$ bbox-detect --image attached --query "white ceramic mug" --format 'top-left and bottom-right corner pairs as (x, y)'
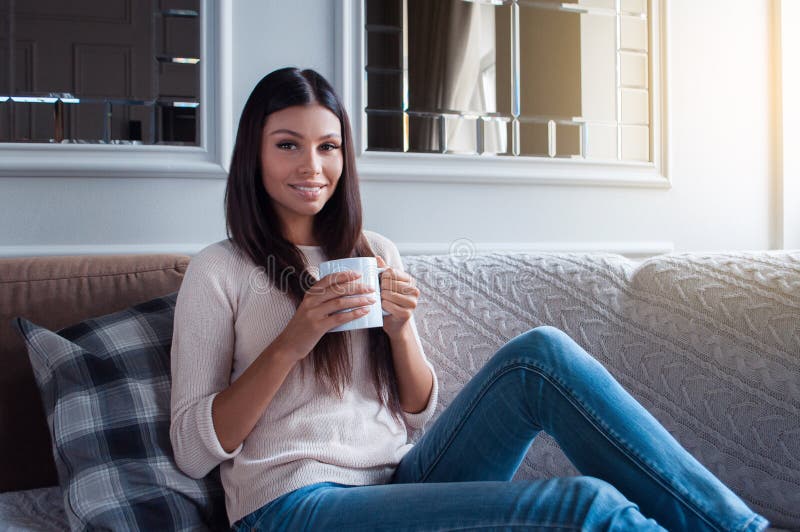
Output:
(317, 257), (391, 332)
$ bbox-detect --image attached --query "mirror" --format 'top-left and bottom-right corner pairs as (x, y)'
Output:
(0, 0), (200, 145)
(364, 0), (650, 162)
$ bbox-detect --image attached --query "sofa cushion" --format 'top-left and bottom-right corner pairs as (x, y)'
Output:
(403, 250), (800, 530)
(0, 486), (68, 530)
(12, 293), (227, 531)
(0, 253), (190, 492)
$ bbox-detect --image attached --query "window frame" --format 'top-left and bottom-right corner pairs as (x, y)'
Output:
(335, 0), (669, 188)
(0, 0), (232, 180)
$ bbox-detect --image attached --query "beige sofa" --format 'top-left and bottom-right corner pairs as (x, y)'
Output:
(1, 249), (797, 530)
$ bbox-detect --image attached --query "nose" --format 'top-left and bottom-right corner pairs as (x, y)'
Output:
(299, 149), (322, 176)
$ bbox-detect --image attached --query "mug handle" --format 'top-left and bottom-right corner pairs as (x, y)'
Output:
(377, 267), (391, 316)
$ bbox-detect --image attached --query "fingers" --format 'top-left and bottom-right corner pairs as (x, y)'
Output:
(324, 304), (371, 329)
(323, 270), (361, 288)
(310, 271), (363, 297)
(379, 264), (413, 284)
(376, 257), (419, 305)
(380, 298), (415, 318)
(382, 271), (413, 284)
(333, 293), (376, 311)
(381, 275), (418, 295)
(380, 287), (418, 310)
(376, 255), (415, 287)
(311, 262), (419, 317)
(310, 271), (376, 316)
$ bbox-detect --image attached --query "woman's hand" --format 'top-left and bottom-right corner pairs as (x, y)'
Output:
(376, 255), (420, 340)
(277, 271), (376, 362)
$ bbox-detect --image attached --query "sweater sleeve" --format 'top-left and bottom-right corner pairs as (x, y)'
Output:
(379, 237), (439, 433)
(169, 245), (243, 479)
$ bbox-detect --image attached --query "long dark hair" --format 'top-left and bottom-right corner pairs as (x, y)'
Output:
(224, 67), (401, 418)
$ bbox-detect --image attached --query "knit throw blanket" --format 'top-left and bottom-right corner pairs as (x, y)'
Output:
(403, 251), (800, 529)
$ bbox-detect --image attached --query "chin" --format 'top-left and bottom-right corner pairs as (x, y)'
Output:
(297, 200), (327, 214)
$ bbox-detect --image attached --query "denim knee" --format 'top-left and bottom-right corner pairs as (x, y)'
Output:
(570, 476), (655, 529)
(575, 475), (629, 509)
(522, 325), (572, 349)
(493, 325), (587, 368)
(485, 326), (610, 396)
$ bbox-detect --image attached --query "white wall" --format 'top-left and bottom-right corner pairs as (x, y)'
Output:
(780, 0), (800, 249)
(0, 0), (779, 257)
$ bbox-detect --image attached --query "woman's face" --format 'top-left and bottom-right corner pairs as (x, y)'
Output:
(260, 103), (344, 234)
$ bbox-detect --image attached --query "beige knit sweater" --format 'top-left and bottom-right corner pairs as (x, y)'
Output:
(169, 231), (439, 526)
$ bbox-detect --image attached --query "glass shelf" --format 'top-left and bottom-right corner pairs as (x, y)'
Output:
(161, 9), (199, 18)
(364, 24), (402, 33)
(0, 95), (199, 108)
(155, 55), (200, 64)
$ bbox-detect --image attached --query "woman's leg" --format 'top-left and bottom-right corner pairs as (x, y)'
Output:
(236, 478), (663, 531)
(392, 326), (768, 532)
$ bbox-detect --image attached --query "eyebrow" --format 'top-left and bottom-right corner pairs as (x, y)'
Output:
(267, 128), (341, 140)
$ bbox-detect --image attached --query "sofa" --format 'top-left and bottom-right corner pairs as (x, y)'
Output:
(0, 249), (797, 531)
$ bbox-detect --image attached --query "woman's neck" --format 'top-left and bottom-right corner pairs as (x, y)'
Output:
(283, 227), (318, 247)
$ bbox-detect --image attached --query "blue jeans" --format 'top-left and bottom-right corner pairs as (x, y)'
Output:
(232, 326), (769, 531)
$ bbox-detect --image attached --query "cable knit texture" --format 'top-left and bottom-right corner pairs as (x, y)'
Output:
(169, 230), (438, 526)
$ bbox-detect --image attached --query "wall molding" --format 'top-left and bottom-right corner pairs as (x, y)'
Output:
(0, 0), (232, 180)
(0, 241), (674, 259)
(397, 241), (673, 258)
(335, 0), (670, 188)
(0, 243), (209, 258)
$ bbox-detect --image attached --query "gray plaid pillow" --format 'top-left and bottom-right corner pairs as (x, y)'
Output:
(12, 293), (229, 531)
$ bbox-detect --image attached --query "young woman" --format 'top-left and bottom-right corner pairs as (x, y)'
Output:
(169, 67), (769, 531)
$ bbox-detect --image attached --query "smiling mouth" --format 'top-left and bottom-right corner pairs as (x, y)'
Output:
(290, 184), (326, 199)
